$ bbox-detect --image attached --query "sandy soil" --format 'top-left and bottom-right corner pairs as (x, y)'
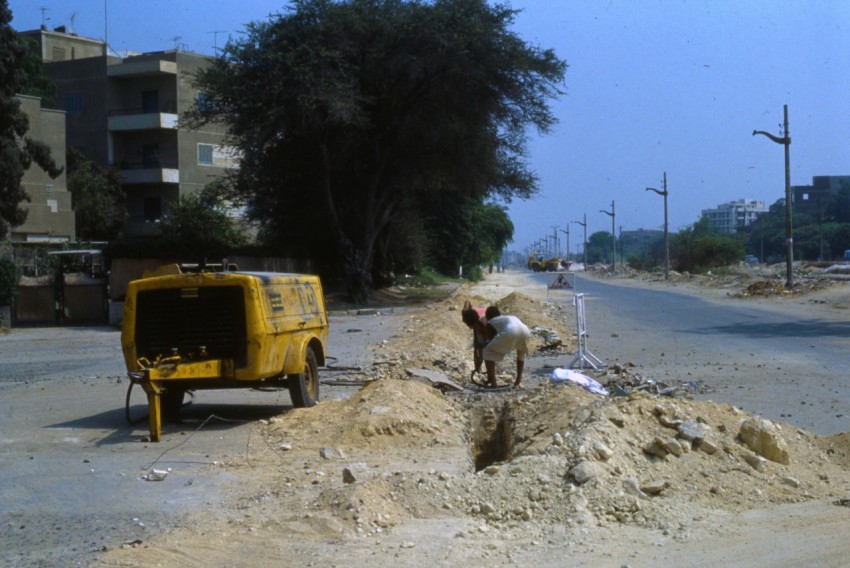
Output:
(91, 266), (850, 568)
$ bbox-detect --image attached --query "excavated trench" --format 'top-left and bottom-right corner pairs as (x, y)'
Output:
(470, 400), (516, 471)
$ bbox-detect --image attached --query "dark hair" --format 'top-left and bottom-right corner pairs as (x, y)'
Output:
(461, 308), (479, 328)
(485, 305), (501, 320)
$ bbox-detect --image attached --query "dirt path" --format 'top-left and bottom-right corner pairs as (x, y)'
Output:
(7, 269), (850, 567)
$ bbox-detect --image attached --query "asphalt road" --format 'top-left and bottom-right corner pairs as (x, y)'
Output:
(546, 273), (850, 436)
(0, 311), (399, 568)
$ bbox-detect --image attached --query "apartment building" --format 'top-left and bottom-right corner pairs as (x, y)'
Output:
(14, 94), (75, 243)
(701, 199), (767, 234)
(21, 27), (232, 237)
(791, 175), (850, 216)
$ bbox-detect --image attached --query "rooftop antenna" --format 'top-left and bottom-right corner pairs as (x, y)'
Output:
(171, 35), (183, 50)
(39, 6), (50, 29)
(104, 0), (108, 55)
(207, 30), (228, 53)
(69, 12), (77, 33)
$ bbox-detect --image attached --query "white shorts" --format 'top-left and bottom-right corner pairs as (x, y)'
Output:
(483, 320), (530, 362)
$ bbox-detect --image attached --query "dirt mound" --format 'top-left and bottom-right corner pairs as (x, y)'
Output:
(265, 378), (464, 451)
(370, 292), (576, 386)
(739, 279), (789, 297)
(247, 376), (850, 539)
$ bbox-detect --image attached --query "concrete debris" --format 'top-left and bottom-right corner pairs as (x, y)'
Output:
(143, 468), (168, 481)
(570, 461), (598, 485)
(739, 418), (790, 464)
(342, 462), (369, 484)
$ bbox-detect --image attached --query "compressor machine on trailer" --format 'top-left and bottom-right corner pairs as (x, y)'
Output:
(121, 270), (329, 441)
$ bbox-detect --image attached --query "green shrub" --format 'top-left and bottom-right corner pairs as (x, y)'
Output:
(0, 256), (20, 306)
(398, 266), (447, 287)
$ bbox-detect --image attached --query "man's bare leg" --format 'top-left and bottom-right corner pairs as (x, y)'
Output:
(485, 360), (497, 387)
(515, 359), (524, 387)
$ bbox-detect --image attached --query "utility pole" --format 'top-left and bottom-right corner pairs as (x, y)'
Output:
(619, 225), (623, 264)
(753, 105), (793, 288)
(572, 214), (587, 269)
(646, 172), (670, 279)
(600, 201), (615, 272)
(551, 226), (560, 259)
(560, 226), (570, 261)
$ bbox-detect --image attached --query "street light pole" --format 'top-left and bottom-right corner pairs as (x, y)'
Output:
(646, 171), (670, 279)
(753, 104), (793, 288)
(559, 227), (569, 261)
(572, 214), (587, 269)
(600, 201), (615, 272)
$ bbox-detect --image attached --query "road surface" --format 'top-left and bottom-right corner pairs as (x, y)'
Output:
(545, 273), (850, 435)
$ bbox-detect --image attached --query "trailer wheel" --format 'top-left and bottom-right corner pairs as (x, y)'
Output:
(161, 388), (185, 422)
(289, 346), (319, 408)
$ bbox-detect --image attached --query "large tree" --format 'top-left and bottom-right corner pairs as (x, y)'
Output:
(0, 1), (62, 239)
(188, 0), (566, 301)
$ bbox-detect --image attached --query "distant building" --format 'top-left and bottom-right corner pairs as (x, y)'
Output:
(791, 175), (850, 216)
(20, 27), (233, 237)
(619, 229), (663, 258)
(14, 94), (75, 243)
(21, 25), (107, 61)
(701, 199), (767, 234)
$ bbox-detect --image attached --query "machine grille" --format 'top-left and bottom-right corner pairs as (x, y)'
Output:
(135, 286), (248, 367)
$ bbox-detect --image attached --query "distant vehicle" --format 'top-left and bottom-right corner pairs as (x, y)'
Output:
(527, 254), (545, 272)
(744, 255), (759, 264)
(527, 254), (571, 272)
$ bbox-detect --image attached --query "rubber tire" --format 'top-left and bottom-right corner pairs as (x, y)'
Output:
(289, 346), (319, 408)
(161, 388), (185, 423)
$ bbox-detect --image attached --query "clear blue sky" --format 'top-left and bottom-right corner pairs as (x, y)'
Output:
(11, 1), (850, 254)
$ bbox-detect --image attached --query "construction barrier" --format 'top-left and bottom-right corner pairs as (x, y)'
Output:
(545, 271), (576, 304)
(568, 293), (605, 370)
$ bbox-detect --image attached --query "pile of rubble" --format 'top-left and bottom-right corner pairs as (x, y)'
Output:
(249, 289), (850, 541)
(256, 376), (850, 541)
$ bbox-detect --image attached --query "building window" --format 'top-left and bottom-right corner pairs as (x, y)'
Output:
(144, 197), (162, 223)
(142, 144), (161, 167)
(142, 90), (159, 113)
(66, 93), (83, 115)
(51, 46), (66, 61)
(196, 92), (209, 113)
(198, 144), (213, 166)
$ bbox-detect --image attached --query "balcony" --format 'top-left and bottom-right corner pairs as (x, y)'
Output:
(115, 160), (179, 185)
(108, 101), (178, 132)
(109, 113), (177, 132)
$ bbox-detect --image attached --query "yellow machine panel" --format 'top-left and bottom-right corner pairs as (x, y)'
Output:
(121, 271), (329, 441)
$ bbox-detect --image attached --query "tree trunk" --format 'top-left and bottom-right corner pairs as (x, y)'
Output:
(339, 240), (373, 304)
(371, 230), (395, 288)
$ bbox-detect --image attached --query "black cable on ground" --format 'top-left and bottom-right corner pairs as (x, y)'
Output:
(142, 413), (250, 471)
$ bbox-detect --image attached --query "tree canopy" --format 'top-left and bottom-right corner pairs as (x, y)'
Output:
(67, 147), (127, 241)
(671, 218), (743, 272)
(188, 0), (566, 301)
(157, 190), (248, 259)
(0, 1), (62, 239)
